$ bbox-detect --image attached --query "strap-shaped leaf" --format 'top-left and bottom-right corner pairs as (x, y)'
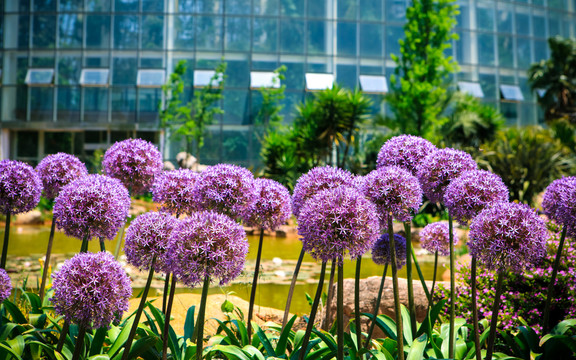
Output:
(406, 333), (427, 360)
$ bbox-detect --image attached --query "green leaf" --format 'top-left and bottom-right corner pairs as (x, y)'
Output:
(275, 315), (297, 357)
(125, 336), (159, 360)
(183, 305), (196, 352)
(3, 301), (28, 324)
(310, 329), (337, 352)
(211, 345), (251, 360)
(213, 319), (241, 347)
(0, 343), (23, 360)
(221, 300), (235, 313)
(401, 305), (413, 345)
(243, 345), (266, 360)
(551, 319), (576, 335)
(87, 356), (111, 360)
(406, 333), (427, 360)
(89, 327), (108, 356)
(24, 292), (43, 314)
(254, 323), (275, 356)
(107, 317), (134, 358)
(6, 335), (25, 356)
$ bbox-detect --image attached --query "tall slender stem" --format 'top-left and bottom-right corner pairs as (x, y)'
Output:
(247, 230), (265, 340)
(56, 320), (69, 353)
(365, 264), (387, 348)
(337, 262), (344, 360)
(542, 226), (568, 332)
(298, 261), (327, 360)
(1, 213), (11, 269)
(428, 251), (438, 311)
(99, 237), (106, 252)
(404, 222), (416, 335)
(354, 257), (362, 355)
(40, 219), (57, 302)
(71, 325), (87, 360)
(282, 247), (305, 329)
(80, 233), (90, 253)
(322, 260), (336, 330)
(193, 276), (211, 360)
(410, 245), (430, 301)
(162, 275), (178, 360)
(486, 267), (505, 360)
(471, 256), (481, 360)
(448, 213), (455, 359)
(113, 222), (126, 260)
(162, 273), (171, 315)
(388, 216), (404, 360)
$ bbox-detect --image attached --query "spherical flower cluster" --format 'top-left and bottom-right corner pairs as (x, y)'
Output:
(542, 176), (576, 238)
(297, 187), (380, 264)
(416, 148), (477, 203)
(292, 166), (355, 217)
(376, 135), (437, 176)
(468, 202), (548, 271)
(192, 164), (256, 220)
(444, 170), (509, 225)
(419, 222), (458, 256)
(54, 175), (130, 241)
(243, 178), (292, 231)
(0, 269), (12, 302)
(371, 233), (407, 269)
(102, 138), (163, 195)
(167, 211), (249, 287)
(361, 166), (422, 225)
(0, 160), (42, 215)
(124, 211), (179, 274)
(51, 252), (132, 329)
(36, 153), (88, 199)
(152, 169), (198, 216)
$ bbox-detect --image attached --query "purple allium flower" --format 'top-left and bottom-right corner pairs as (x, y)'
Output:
(102, 138), (163, 195)
(0, 269), (12, 302)
(0, 160), (42, 215)
(371, 233), (407, 269)
(243, 178), (292, 231)
(361, 166), (422, 225)
(419, 222), (458, 256)
(376, 135), (438, 176)
(124, 211), (179, 274)
(192, 164), (256, 220)
(416, 148), (477, 203)
(53, 175), (130, 241)
(292, 166), (355, 217)
(297, 187), (380, 264)
(152, 169), (198, 216)
(468, 202), (548, 271)
(542, 176), (576, 238)
(444, 170), (509, 225)
(36, 153), (88, 199)
(167, 211), (249, 287)
(51, 252), (132, 329)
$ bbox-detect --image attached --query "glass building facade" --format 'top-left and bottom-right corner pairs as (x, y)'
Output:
(1, 0), (575, 166)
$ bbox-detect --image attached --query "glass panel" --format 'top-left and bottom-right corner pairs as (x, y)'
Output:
(30, 87), (53, 121)
(515, 10), (530, 36)
(360, 75), (388, 93)
(532, 13), (546, 38)
(280, 0), (304, 17)
(142, 15), (164, 49)
(253, 18), (278, 53)
(308, 1), (326, 17)
(114, 15), (139, 49)
(251, 61), (279, 71)
(17, 132), (38, 159)
(386, 26), (403, 59)
(497, 8), (513, 33)
(177, 0), (194, 12)
(549, 14), (561, 36)
(60, 0), (83, 10)
(360, 0), (382, 20)
(280, 19), (305, 54)
(45, 132), (74, 154)
(193, 0), (223, 13)
(226, 0), (250, 14)
(222, 129), (249, 163)
(456, 4), (470, 29)
(58, 57), (82, 85)
(250, 72), (280, 88)
(85, 55), (110, 68)
(336, 65), (357, 89)
(337, 22), (357, 56)
(80, 69), (109, 86)
(386, 0), (408, 22)
(142, 0), (164, 12)
(476, 3), (494, 32)
(223, 90), (248, 124)
(140, 57), (163, 68)
(458, 81), (484, 97)
(175, 15), (195, 49)
(455, 31), (473, 65)
(194, 70), (219, 86)
(32, 57), (55, 67)
(139, 88), (161, 122)
(360, 23), (382, 57)
(195, 16), (223, 50)
(86, 15), (111, 48)
(338, 0), (357, 19)
(226, 60), (250, 88)
(115, 0), (138, 11)
(113, 58), (137, 85)
(25, 69), (54, 85)
(33, 15), (56, 48)
(519, 77), (532, 102)
(479, 73), (497, 99)
(225, 17), (251, 51)
(84, 87), (109, 122)
(500, 84), (524, 101)
(308, 20), (327, 55)
(59, 14), (83, 49)
(16, 16), (30, 49)
(534, 39), (548, 61)
(57, 87), (81, 122)
(201, 128), (222, 165)
(111, 87), (136, 122)
(283, 63), (304, 89)
(34, 0), (56, 11)
(305, 73), (334, 90)
(254, 0), (279, 15)
(501, 102), (518, 125)
(478, 33), (495, 66)
(86, 0), (110, 11)
(16, 86), (28, 120)
(137, 70), (165, 86)
(516, 37), (532, 69)
(498, 35), (514, 68)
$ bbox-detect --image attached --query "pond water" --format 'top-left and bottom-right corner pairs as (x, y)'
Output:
(3, 225), (445, 314)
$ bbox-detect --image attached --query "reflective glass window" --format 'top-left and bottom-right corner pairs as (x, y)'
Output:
(226, 0), (250, 14)
(85, 56), (110, 68)
(226, 61), (250, 88)
(86, 15), (111, 48)
(15, 16), (30, 49)
(308, 20), (327, 55)
(142, 0), (164, 12)
(476, 3), (494, 32)
(57, 87), (81, 122)
(142, 15), (164, 49)
(458, 81), (484, 97)
(360, 23), (382, 57)
(178, 0), (195, 12)
(33, 15), (56, 48)
(34, 0), (56, 11)
(250, 72), (280, 88)
(478, 33), (495, 66)
(253, 18), (278, 53)
(86, 0), (110, 11)
(360, 75), (388, 93)
(111, 87), (136, 122)
(16, 58), (29, 85)
(308, 1), (326, 17)
(223, 90), (248, 124)
(194, 70), (218, 87)
(497, 8), (513, 34)
(222, 130), (249, 161)
(479, 73), (496, 99)
(45, 132), (74, 154)
(84, 88), (109, 122)
(254, 0), (279, 15)
(60, 0), (83, 10)
(338, 22), (357, 56)
(515, 10), (530, 36)
(16, 86), (28, 120)
(456, 31), (473, 65)
(16, 132), (38, 158)
(305, 73), (334, 90)
(114, 15), (139, 49)
(137, 70), (165, 87)
(80, 69), (109, 86)
(336, 65), (357, 89)
(251, 61), (279, 71)
(386, 26), (403, 59)
(500, 84), (524, 101)
(59, 14), (83, 49)
(532, 13), (546, 38)
(25, 69), (54, 85)
(533, 39), (548, 62)
(174, 15), (195, 49)
(280, 0), (304, 17)
(139, 88), (161, 122)
(498, 35), (514, 68)
(338, 0), (357, 19)
(225, 17), (251, 51)
(516, 37), (532, 69)
(283, 63), (304, 89)
(280, 19), (304, 54)
(140, 57), (164, 68)
(113, 58), (138, 85)
(115, 0), (138, 12)
(195, 16), (223, 51)
(193, 0), (223, 13)
(456, 4), (470, 29)
(360, 0), (382, 20)
(30, 88), (53, 122)
(386, 0), (408, 22)
(58, 57), (82, 85)
(549, 13), (562, 36)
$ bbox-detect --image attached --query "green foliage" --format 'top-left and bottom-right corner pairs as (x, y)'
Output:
(253, 66), (286, 132)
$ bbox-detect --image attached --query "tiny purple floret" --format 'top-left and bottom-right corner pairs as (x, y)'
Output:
(152, 169), (199, 216)
(36, 153), (88, 199)
(372, 233), (407, 269)
(0, 269), (12, 302)
(542, 176), (576, 238)
(0, 160), (42, 215)
(243, 178), (292, 231)
(376, 135), (437, 176)
(419, 222), (458, 256)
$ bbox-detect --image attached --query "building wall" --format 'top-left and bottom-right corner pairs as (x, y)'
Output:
(1, 0), (575, 166)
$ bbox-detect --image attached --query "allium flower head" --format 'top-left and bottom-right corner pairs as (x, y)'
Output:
(361, 166), (422, 225)
(0, 269), (12, 302)
(292, 166), (355, 217)
(152, 169), (198, 216)
(167, 211), (249, 287)
(444, 170), (509, 225)
(468, 202), (548, 271)
(542, 176), (576, 238)
(36, 153), (88, 199)
(297, 186), (380, 264)
(192, 164), (256, 220)
(54, 175), (130, 241)
(124, 211), (179, 274)
(376, 135), (437, 176)
(51, 252), (132, 329)
(417, 148), (477, 203)
(419, 222), (458, 256)
(372, 233), (407, 269)
(243, 178), (292, 231)
(102, 138), (163, 195)
(0, 160), (42, 215)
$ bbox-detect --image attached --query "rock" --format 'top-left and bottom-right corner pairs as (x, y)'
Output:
(14, 210), (43, 225)
(176, 152), (197, 169)
(275, 225), (297, 238)
(129, 204), (148, 217)
(163, 161), (176, 171)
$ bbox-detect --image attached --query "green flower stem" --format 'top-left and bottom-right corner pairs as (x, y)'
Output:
(388, 215), (404, 360)
(247, 230), (265, 340)
(410, 246), (431, 301)
(337, 262), (344, 360)
(193, 275), (211, 360)
(40, 219), (57, 302)
(428, 251), (438, 310)
(486, 267), (505, 360)
(448, 213), (455, 359)
(542, 226), (568, 332)
(471, 256), (481, 360)
(80, 233), (90, 253)
(299, 261), (327, 360)
(56, 320), (70, 353)
(113, 222), (126, 260)
(354, 257), (362, 355)
(322, 260), (336, 330)
(1, 213), (11, 269)
(162, 274), (171, 315)
(162, 275), (178, 360)
(71, 325), (87, 360)
(404, 222), (417, 335)
(365, 264), (387, 348)
(122, 256), (156, 360)
(99, 237), (106, 252)
(282, 247), (305, 329)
